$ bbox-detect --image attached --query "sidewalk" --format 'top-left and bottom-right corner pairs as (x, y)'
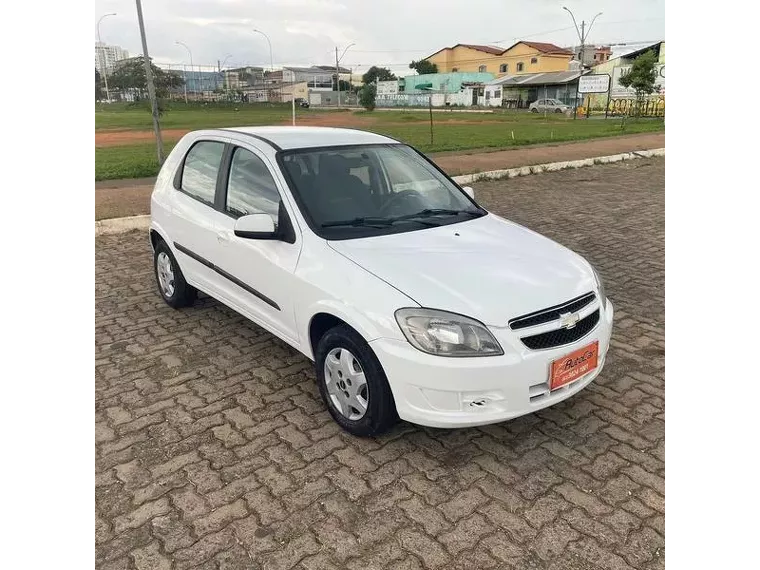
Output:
(95, 132), (664, 220)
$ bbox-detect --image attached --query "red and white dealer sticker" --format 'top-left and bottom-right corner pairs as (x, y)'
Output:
(550, 341), (599, 391)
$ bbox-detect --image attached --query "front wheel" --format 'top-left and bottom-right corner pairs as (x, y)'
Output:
(315, 324), (398, 437)
(555, 108), (564, 113)
(530, 107), (538, 113)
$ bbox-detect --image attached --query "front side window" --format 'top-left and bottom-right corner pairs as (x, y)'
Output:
(226, 147), (281, 224)
(280, 144), (485, 240)
(181, 141), (225, 205)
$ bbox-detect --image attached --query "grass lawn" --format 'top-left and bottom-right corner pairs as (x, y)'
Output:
(95, 102), (664, 181)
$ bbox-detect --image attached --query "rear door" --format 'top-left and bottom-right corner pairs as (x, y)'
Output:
(167, 136), (231, 296)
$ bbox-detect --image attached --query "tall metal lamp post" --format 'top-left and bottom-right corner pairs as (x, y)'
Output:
(562, 6), (602, 118)
(176, 41), (196, 101)
(335, 43), (355, 107)
(96, 12), (117, 102)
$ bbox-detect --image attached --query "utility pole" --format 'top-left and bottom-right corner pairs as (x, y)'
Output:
(335, 47), (340, 107)
(135, 0), (164, 164)
(563, 6), (602, 119)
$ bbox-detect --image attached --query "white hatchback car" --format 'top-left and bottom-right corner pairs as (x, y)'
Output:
(150, 126), (613, 436)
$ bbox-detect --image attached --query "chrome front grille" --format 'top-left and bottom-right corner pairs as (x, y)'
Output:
(509, 292), (595, 331)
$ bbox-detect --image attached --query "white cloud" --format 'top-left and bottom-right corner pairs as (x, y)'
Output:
(95, 0), (664, 72)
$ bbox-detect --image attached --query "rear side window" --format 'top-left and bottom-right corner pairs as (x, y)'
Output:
(180, 141), (225, 205)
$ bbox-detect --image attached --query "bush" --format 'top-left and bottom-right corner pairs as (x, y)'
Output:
(359, 84), (377, 111)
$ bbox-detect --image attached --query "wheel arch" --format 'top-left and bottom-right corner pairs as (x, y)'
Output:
(305, 302), (393, 362)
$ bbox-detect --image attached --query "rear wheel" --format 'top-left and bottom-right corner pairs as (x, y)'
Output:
(154, 240), (197, 308)
(315, 324), (397, 437)
(530, 107), (538, 113)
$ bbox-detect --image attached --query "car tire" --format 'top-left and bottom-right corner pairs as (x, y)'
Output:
(555, 108), (563, 113)
(315, 324), (398, 437)
(153, 240), (197, 309)
(530, 107), (538, 113)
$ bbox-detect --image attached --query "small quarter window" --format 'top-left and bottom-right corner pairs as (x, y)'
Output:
(180, 141), (225, 206)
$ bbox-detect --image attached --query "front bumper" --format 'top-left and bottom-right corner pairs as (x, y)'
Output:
(370, 299), (614, 428)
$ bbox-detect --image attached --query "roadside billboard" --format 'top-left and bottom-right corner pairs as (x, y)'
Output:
(611, 64), (665, 98)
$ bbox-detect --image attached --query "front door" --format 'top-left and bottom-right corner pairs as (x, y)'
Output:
(211, 144), (302, 346)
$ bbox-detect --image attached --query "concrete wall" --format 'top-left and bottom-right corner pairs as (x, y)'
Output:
(401, 72), (494, 94)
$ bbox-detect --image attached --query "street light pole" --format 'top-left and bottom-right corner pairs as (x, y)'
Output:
(252, 29), (274, 102)
(134, 0), (164, 164)
(335, 43), (355, 107)
(96, 12), (116, 102)
(563, 7), (602, 118)
(176, 41), (195, 101)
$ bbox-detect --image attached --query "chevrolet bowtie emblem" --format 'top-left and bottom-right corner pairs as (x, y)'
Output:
(559, 312), (580, 329)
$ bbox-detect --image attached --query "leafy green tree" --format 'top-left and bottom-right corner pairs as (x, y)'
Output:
(361, 66), (396, 85)
(109, 56), (184, 98)
(359, 83), (377, 111)
(618, 50), (659, 116)
(95, 68), (103, 100)
(409, 60), (437, 75)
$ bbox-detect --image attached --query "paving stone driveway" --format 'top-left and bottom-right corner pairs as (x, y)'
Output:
(96, 158), (665, 570)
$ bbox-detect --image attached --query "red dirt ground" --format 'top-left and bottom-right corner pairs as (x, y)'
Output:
(95, 112), (504, 147)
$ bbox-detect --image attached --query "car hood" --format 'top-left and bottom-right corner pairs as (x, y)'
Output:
(328, 213), (597, 326)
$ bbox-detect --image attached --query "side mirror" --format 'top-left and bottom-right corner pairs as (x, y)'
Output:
(462, 186), (475, 200)
(234, 213), (277, 239)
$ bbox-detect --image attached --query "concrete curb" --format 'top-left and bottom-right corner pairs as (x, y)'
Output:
(95, 147), (664, 235)
(451, 147), (665, 185)
(95, 214), (151, 236)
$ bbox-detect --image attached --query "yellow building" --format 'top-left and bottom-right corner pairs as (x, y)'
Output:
(424, 41), (574, 76)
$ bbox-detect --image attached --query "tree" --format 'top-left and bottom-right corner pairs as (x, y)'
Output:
(618, 50), (659, 116)
(332, 78), (353, 92)
(359, 83), (377, 111)
(109, 56), (184, 98)
(409, 60), (437, 75)
(95, 68), (103, 101)
(361, 66), (396, 85)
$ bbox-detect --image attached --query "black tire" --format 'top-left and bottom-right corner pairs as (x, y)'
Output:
(555, 108), (563, 113)
(530, 107), (538, 113)
(153, 240), (197, 309)
(315, 324), (398, 437)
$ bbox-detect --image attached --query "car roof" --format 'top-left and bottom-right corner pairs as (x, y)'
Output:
(219, 126), (399, 151)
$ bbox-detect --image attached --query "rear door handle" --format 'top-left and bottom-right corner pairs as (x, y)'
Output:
(216, 231), (231, 244)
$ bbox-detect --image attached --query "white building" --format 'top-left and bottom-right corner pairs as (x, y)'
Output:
(95, 42), (129, 75)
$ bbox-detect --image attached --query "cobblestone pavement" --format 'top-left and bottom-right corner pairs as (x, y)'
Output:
(96, 158), (665, 570)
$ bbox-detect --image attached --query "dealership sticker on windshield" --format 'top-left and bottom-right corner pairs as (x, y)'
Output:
(550, 341), (599, 391)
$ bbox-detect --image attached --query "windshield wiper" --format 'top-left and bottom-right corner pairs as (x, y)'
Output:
(321, 217), (395, 228)
(390, 208), (481, 221)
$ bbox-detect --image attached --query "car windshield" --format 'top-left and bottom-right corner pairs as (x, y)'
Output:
(279, 144), (486, 239)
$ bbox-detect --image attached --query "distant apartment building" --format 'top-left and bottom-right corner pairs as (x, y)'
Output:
(424, 41), (574, 76)
(95, 42), (129, 74)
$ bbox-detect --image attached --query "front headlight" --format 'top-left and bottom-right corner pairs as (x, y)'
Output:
(395, 308), (504, 357)
(592, 266), (607, 308)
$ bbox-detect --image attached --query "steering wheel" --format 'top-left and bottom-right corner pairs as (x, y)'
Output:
(379, 190), (426, 216)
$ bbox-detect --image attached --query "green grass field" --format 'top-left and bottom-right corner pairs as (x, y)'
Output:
(95, 102), (664, 181)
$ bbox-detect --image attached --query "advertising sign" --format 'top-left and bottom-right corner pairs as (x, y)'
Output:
(578, 74), (610, 94)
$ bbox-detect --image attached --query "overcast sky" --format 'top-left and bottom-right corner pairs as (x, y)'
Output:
(94, 0), (664, 74)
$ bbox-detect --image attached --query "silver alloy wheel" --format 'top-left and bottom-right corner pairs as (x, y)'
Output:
(324, 347), (368, 421)
(156, 252), (176, 298)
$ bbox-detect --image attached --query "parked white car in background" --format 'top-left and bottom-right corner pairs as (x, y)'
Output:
(150, 126), (614, 436)
(529, 98), (572, 113)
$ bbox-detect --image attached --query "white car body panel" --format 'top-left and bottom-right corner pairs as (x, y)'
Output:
(150, 126), (614, 429)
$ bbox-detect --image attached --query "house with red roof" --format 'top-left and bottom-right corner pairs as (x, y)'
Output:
(423, 41), (574, 77)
